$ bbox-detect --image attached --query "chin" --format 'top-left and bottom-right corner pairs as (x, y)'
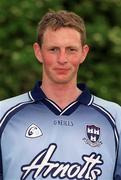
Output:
(52, 78), (73, 84)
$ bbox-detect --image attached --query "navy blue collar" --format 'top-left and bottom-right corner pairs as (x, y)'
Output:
(30, 81), (93, 106)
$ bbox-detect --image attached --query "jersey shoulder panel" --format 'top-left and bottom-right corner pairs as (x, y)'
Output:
(93, 95), (121, 132)
(93, 95), (121, 112)
(0, 92), (31, 119)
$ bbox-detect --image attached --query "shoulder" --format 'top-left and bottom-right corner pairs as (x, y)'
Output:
(0, 92), (31, 119)
(93, 95), (121, 132)
(93, 95), (121, 114)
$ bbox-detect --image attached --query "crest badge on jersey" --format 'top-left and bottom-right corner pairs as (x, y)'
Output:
(26, 124), (43, 138)
(83, 125), (102, 147)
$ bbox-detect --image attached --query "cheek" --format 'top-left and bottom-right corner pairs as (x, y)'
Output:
(42, 54), (54, 66)
(72, 61), (81, 67)
(70, 56), (81, 67)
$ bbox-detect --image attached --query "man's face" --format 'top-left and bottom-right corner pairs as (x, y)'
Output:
(35, 27), (89, 84)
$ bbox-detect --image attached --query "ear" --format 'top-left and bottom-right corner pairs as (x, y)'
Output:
(80, 44), (89, 64)
(33, 42), (43, 63)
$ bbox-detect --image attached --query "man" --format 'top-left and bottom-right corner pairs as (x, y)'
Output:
(0, 10), (121, 180)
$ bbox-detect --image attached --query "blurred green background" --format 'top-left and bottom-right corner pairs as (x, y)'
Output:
(0, 0), (121, 104)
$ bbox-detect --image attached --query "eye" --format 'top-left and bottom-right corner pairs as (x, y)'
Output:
(49, 47), (58, 52)
(70, 48), (76, 51)
(68, 47), (78, 53)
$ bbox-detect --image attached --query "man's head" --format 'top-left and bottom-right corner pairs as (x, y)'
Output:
(37, 10), (86, 47)
(33, 10), (89, 86)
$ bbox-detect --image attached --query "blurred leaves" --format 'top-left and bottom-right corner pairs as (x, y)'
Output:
(0, 0), (121, 104)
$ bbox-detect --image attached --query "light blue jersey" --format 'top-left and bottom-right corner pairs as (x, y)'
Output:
(0, 81), (121, 180)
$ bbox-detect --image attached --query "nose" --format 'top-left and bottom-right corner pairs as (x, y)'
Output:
(57, 49), (68, 64)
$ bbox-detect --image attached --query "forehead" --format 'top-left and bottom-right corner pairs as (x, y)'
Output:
(42, 27), (82, 46)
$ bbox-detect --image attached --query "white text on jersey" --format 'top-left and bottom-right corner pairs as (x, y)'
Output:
(21, 143), (103, 180)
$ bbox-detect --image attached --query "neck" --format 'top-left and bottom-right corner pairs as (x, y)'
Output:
(41, 81), (81, 109)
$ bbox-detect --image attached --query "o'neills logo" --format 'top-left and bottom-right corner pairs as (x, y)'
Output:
(21, 144), (103, 180)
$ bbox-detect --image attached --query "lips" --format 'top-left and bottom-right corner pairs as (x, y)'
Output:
(54, 68), (70, 74)
(54, 67), (70, 71)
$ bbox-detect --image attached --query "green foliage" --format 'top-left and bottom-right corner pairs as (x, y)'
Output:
(0, 0), (121, 104)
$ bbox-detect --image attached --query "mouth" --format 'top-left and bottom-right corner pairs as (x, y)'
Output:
(54, 67), (70, 71)
(54, 68), (70, 74)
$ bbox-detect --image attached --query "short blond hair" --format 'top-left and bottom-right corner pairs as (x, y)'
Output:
(37, 10), (86, 46)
